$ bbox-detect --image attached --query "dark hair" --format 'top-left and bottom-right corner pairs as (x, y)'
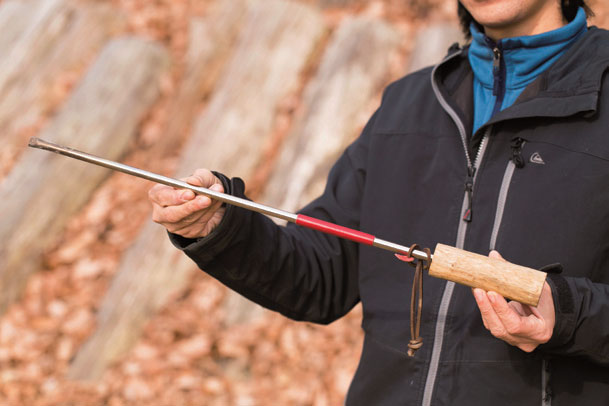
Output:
(458, 0), (594, 39)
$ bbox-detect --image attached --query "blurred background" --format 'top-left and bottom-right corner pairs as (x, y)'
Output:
(0, 0), (607, 405)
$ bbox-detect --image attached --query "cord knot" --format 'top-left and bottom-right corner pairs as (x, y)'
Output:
(407, 337), (423, 357)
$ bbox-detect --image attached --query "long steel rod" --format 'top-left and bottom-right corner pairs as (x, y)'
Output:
(28, 137), (431, 261)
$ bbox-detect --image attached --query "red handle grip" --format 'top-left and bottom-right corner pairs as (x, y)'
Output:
(295, 214), (375, 245)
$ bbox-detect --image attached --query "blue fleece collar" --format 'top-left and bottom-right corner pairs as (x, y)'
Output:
(469, 8), (587, 90)
(468, 8), (587, 135)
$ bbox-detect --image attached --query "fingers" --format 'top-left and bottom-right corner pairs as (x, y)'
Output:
(473, 251), (555, 352)
(474, 289), (547, 352)
(170, 194), (223, 229)
(159, 196), (211, 222)
(508, 301), (533, 317)
(148, 184), (196, 207)
(474, 289), (509, 338)
(488, 292), (528, 336)
(148, 169), (223, 207)
(148, 169), (226, 239)
(152, 184), (222, 222)
(196, 197), (224, 224)
(188, 168), (221, 189)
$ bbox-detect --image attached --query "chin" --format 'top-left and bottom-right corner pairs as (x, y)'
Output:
(479, 18), (521, 31)
(471, 9), (522, 30)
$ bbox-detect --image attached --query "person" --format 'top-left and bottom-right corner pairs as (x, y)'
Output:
(149, 0), (609, 404)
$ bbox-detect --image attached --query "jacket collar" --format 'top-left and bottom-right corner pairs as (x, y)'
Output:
(469, 7), (587, 92)
(434, 27), (609, 128)
(489, 27), (609, 124)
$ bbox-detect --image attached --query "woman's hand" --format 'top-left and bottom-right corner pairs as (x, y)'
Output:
(148, 168), (226, 239)
(473, 251), (556, 352)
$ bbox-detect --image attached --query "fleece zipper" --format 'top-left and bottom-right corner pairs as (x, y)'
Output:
(425, 52), (490, 406)
(489, 39), (506, 117)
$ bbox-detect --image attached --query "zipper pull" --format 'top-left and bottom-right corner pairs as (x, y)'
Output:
(492, 47), (502, 96)
(510, 137), (526, 168)
(463, 167), (475, 222)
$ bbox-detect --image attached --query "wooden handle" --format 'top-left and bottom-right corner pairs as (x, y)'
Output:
(429, 243), (546, 307)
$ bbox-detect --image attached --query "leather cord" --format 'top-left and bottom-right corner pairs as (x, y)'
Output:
(403, 244), (432, 357)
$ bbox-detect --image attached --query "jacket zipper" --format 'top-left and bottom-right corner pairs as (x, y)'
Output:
(462, 167), (475, 222)
(462, 134), (489, 223)
(542, 359), (552, 406)
(425, 52), (490, 406)
(465, 40), (505, 226)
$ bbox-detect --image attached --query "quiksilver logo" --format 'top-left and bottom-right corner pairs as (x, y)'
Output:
(530, 152), (545, 165)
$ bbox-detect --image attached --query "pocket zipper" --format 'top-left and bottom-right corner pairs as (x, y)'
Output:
(489, 138), (526, 251)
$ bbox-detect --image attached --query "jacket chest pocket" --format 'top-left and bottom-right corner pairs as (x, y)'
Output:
(487, 137), (609, 280)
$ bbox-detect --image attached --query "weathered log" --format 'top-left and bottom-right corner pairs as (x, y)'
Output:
(159, 2), (248, 149)
(219, 16), (400, 334)
(0, 37), (170, 314)
(68, 0), (326, 381)
(0, 0), (126, 177)
(316, 0), (364, 8)
(263, 16), (400, 211)
(407, 23), (463, 73)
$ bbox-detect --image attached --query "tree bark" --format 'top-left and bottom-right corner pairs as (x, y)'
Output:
(68, 0), (326, 381)
(407, 23), (463, 73)
(263, 17), (400, 212)
(159, 1), (248, 149)
(0, 37), (169, 314)
(316, 0), (364, 8)
(0, 0), (126, 178)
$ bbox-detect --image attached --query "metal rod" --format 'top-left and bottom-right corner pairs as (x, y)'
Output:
(28, 137), (431, 261)
(373, 238), (430, 260)
(28, 138), (297, 222)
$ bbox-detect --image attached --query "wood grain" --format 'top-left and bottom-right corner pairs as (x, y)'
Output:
(429, 243), (547, 307)
(0, 37), (169, 314)
(68, 0), (326, 381)
(0, 0), (126, 175)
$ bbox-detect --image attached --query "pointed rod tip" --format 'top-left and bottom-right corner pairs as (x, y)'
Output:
(28, 137), (41, 148)
(28, 137), (61, 152)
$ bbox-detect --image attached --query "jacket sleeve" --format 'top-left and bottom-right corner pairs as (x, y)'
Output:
(540, 274), (609, 365)
(169, 111), (376, 325)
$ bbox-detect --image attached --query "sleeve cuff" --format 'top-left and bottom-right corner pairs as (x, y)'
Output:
(541, 274), (577, 349)
(168, 172), (249, 264)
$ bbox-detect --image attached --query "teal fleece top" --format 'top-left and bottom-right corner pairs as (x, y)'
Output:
(469, 7), (588, 135)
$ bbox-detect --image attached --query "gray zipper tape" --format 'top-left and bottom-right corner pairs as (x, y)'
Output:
(489, 160), (516, 251)
(423, 52), (492, 405)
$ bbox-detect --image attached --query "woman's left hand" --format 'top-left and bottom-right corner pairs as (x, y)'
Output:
(473, 250), (556, 352)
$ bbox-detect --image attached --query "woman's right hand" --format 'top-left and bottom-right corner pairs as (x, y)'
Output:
(148, 168), (225, 239)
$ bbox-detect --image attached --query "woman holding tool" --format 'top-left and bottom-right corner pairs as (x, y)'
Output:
(150, 0), (609, 404)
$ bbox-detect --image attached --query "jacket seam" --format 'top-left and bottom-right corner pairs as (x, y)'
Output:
(366, 334), (410, 357)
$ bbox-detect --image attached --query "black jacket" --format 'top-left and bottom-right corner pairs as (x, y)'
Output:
(172, 27), (609, 405)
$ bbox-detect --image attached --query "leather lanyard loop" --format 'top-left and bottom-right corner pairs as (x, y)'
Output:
(403, 244), (432, 357)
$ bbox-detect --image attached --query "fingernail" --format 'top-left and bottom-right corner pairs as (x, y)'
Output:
(488, 293), (497, 304)
(210, 183), (223, 192)
(473, 289), (483, 301)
